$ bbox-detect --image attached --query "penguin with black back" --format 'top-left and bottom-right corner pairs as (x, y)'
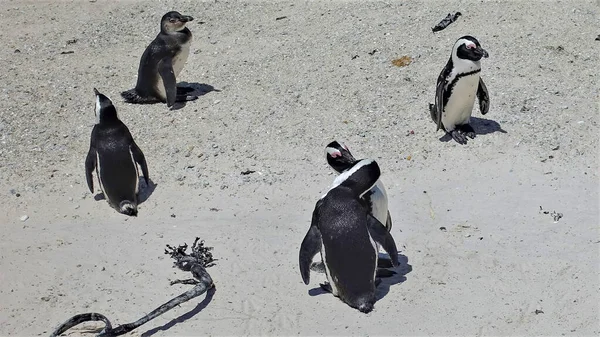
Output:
(121, 11), (197, 109)
(299, 159), (400, 313)
(85, 89), (149, 216)
(429, 35), (490, 144)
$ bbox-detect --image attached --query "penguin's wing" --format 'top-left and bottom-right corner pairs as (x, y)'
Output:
(299, 201), (324, 285)
(477, 77), (490, 115)
(130, 141), (150, 185)
(434, 72), (447, 131)
(85, 146), (96, 194)
(158, 57), (177, 107)
(366, 214), (399, 267)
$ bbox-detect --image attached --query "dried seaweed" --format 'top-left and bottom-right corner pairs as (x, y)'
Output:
(432, 12), (462, 32)
(49, 238), (215, 337)
(392, 56), (413, 67)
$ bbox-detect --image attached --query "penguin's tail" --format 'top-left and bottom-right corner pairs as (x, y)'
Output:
(119, 200), (138, 216)
(120, 89), (158, 104)
(428, 103), (437, 122)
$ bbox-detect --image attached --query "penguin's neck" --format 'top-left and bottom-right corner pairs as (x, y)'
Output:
(97, 107), (119, 124)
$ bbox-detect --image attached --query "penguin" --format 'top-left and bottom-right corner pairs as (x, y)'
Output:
(121, 11), (197, 109)
(85, 88), (150, 216)
(325, 141), (392, 232)
(299, 159), (400, 313)
(429, 35), (490, 145)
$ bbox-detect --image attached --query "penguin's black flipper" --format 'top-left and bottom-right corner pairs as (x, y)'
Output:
(158, 57), (177, 108)
(299, 202), (324, 285)
(367, 214), (399, 267)
(85, 147), (96, 194)
(477, 77), (490, 115)
(130, 142), (149, 185)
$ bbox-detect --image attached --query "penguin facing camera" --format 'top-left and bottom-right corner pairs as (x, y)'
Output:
(85, 88), (150, 216)
(299, 159), (400, 313)
(121, 11), (198, 110)
(429, 35), (490, 144)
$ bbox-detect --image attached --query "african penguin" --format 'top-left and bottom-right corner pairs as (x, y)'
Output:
(325, 141), (392, 232)
(121, 11), (198, 109)
(429, 35), (490, 144)
(85, 88), (150, 216)
(299, 159), (400, 313)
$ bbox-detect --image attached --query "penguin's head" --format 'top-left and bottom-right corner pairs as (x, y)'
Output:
(325, 141), (357, 173)
(161, 11), (194, 33)
(453, 35), (489, 62)
(93, 88), (118, 124)
(331, 159), (381, 197)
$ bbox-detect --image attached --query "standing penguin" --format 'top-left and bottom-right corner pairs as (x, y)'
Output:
(85, 89), (150, 216)
(325, 141), (392, 232)
(121, 11), (197, 109)
(299, 159), (400, 313)
(429, 35), (490, 144)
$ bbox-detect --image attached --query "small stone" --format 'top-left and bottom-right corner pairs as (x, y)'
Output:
(170, 214), (176, 218)
(20, 215), (29, 222)
(41, 296), (51, 302)
(464, 234), (471, 238)
(439, 226), (447, 231)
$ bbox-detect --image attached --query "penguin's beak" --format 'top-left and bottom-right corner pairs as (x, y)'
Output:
(180, 15), (194, 22)
(478, 47), (489, 58)
(93, 88), (100, 95)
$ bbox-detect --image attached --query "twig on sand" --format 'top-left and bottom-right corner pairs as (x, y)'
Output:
(432, 12), (462, 32)
(49, 238), (216, 337)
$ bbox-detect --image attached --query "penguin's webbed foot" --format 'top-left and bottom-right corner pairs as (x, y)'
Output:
(319, 282), (333, 293)
(450, 130), (468, 145)
(457, 124), (476, 139)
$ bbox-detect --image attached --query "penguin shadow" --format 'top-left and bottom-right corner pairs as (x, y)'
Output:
(375, 253), (412, 301)
(307, 253), (412, 298)
(91, 177), (156, 204)
(138, 177), (157, 204)
(439, 117), (507, 142)
(140, 286), (216, 337)
(170, 82), (221, 110)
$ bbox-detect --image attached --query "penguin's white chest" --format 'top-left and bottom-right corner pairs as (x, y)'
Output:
(442, 73), (480, 130)
(369, 181), (389, 227)
(155, 40), (191, 100)
(173, 40), (191, 77)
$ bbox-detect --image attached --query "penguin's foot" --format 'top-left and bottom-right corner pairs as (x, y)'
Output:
(457, 124), (476, 139)
(319, 282), (333, 293)
(376, 269), (396, 278)
(377, 258), (394, 269)
(450, 130), (468, 145)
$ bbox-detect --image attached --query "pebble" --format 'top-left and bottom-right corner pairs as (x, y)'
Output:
(20, 215), (29, 222)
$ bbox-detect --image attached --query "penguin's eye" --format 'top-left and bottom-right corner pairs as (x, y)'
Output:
(466, 44), (475, 49)
(169, 18), (177, 23)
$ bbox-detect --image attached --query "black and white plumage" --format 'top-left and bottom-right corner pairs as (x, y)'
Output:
(299, 159), (399, 313)
(325, 141), (392, 232)
(429, 35), (490, 144)
(121, 11), (197, 109)
(85, 89), (149, 216)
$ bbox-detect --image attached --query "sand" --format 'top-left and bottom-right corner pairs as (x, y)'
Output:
(0, 0), (598, 336)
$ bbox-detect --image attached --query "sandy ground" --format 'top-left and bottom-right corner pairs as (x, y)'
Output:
(0, 0), (598, 336)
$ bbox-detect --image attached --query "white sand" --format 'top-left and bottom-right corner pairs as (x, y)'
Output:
(0, 0), (598, 336)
